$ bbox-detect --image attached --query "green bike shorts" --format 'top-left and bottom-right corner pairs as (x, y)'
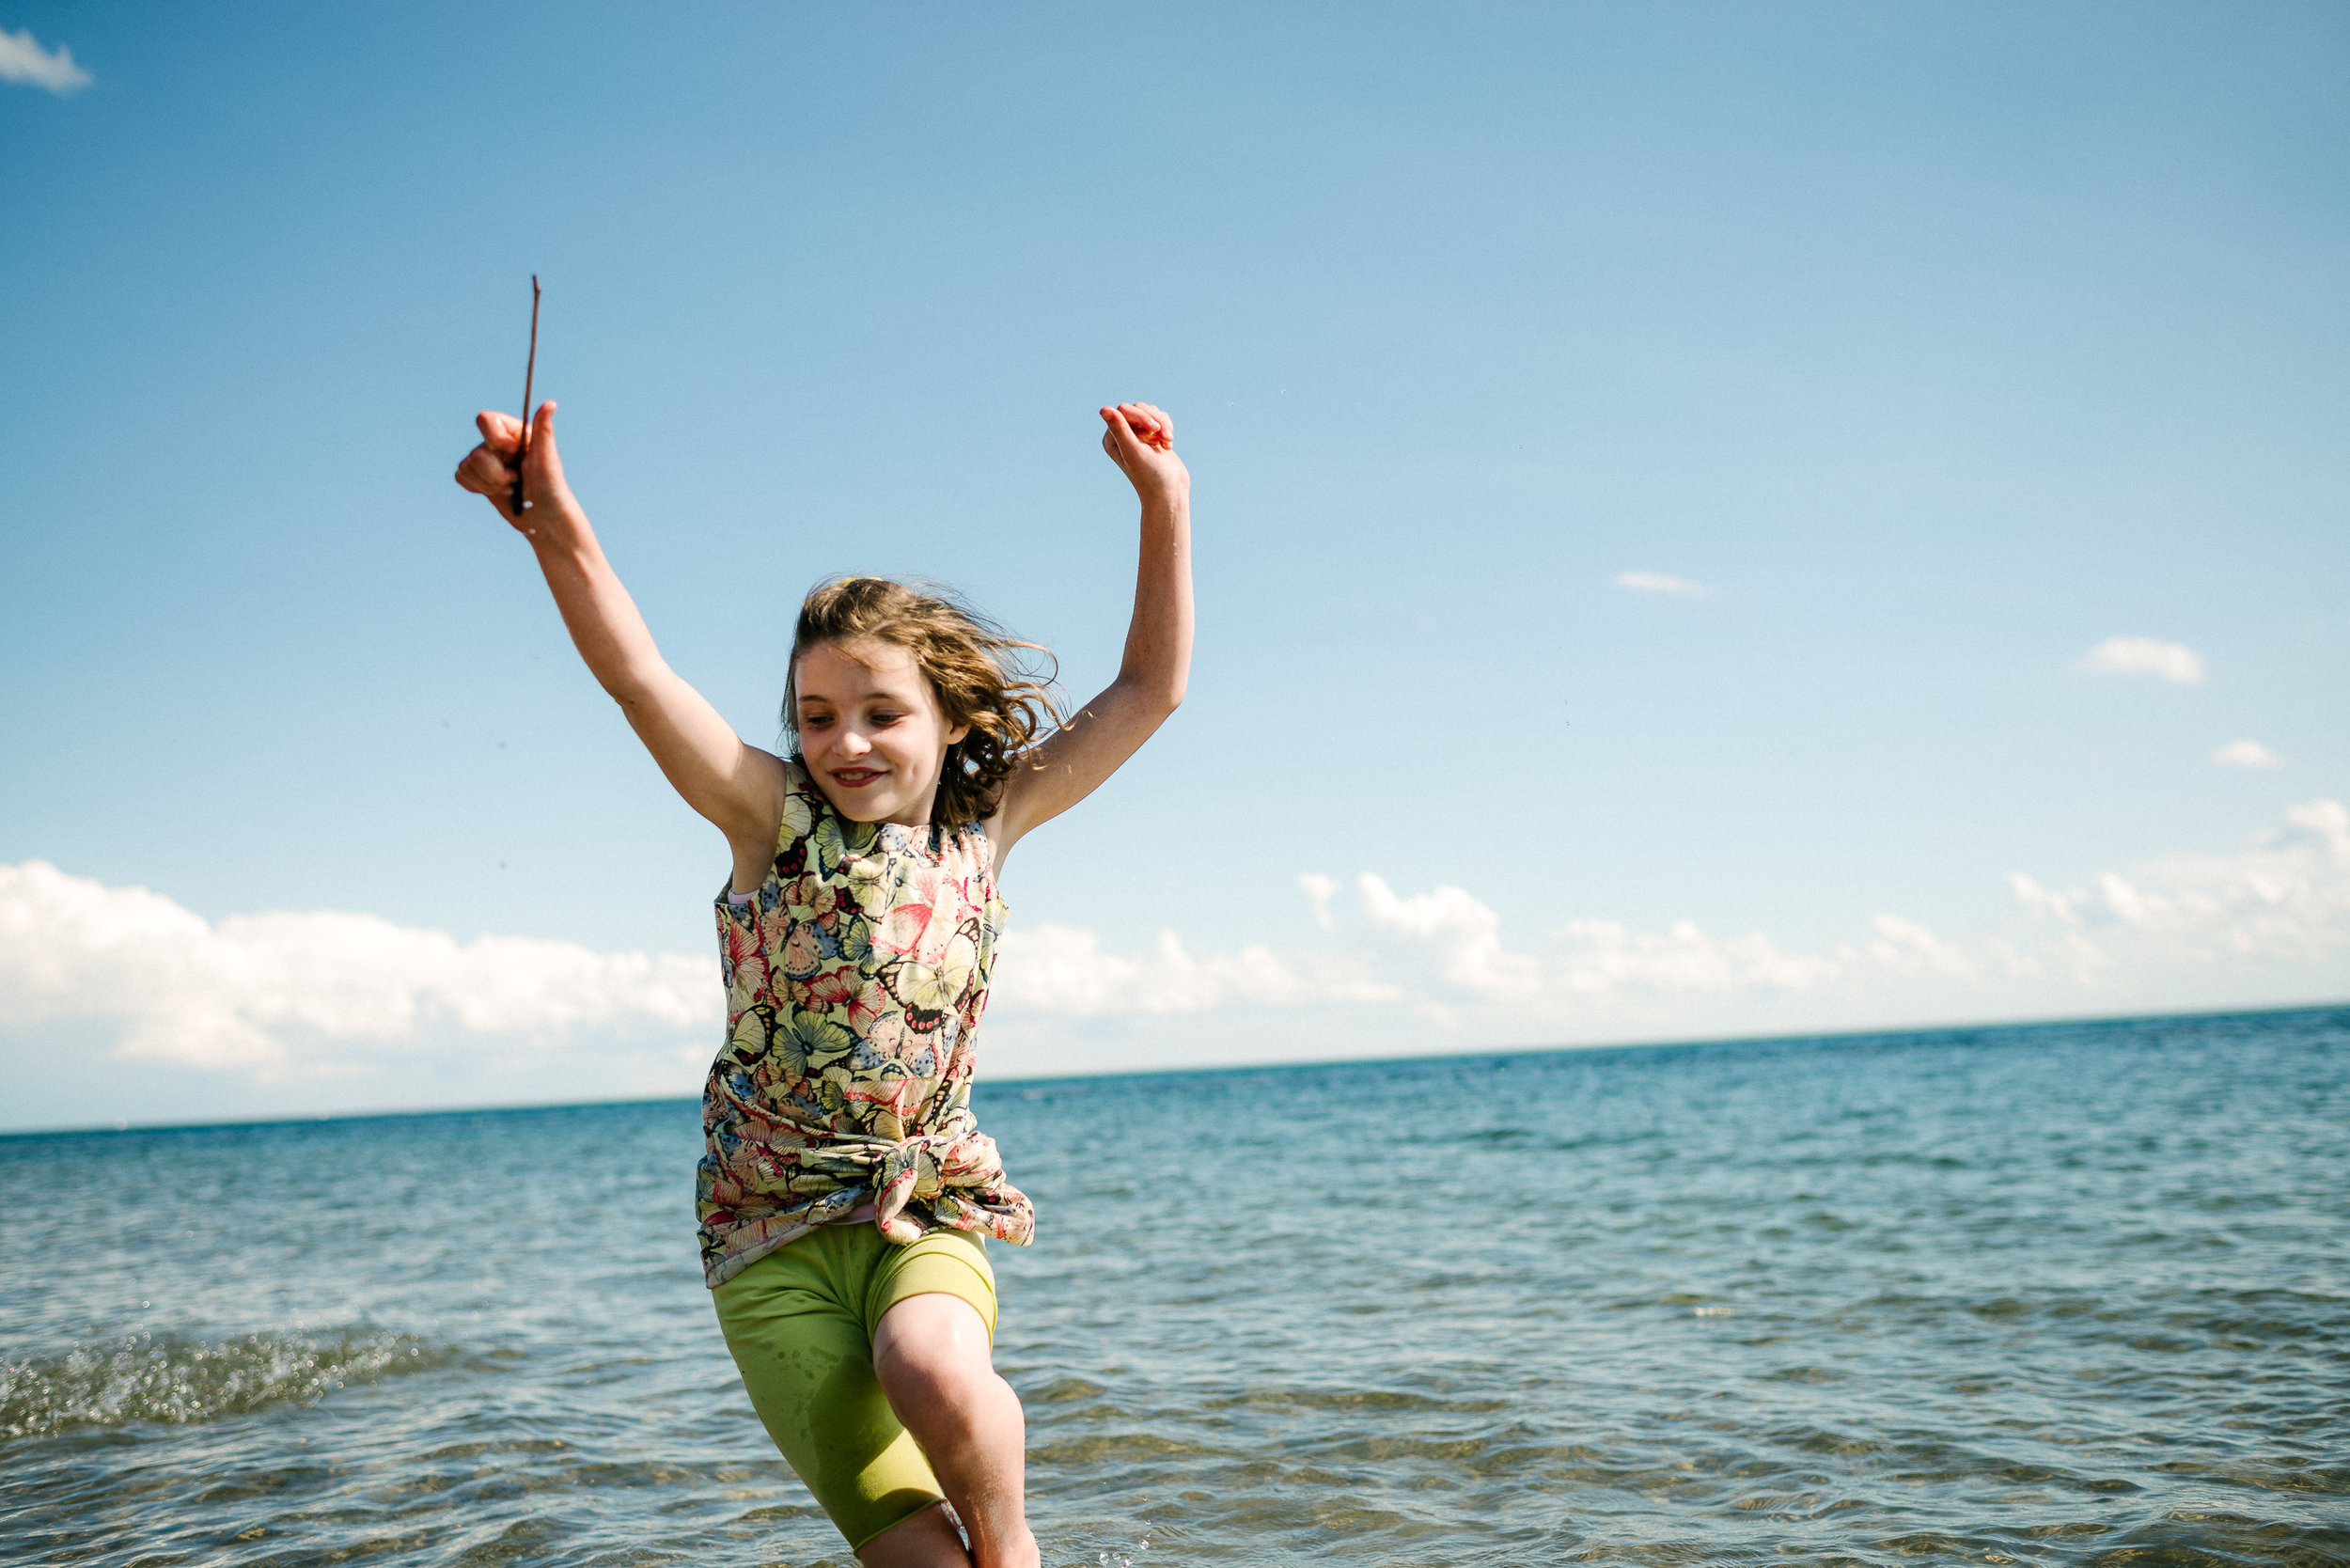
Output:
(711, 1223), (997, 1550)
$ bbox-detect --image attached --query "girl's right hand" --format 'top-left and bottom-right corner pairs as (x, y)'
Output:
(448, 396), (791, 863)
(454, 400), (573, 533)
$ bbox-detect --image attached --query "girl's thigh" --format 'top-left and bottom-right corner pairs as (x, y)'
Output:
(713, 1240), (946, 1550)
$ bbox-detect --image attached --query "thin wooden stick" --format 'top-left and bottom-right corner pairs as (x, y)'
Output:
(512, 274), (540, 514)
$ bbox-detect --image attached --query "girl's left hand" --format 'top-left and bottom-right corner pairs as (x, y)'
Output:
(1100, 402), (1189, 507)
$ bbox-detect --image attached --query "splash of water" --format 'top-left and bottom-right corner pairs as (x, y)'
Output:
(0, 1328), (448, 1437)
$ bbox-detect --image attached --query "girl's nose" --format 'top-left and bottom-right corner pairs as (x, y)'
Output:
(838, 728), (871, 758)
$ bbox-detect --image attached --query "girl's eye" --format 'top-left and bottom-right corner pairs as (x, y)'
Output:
(871, 711), (903, 726)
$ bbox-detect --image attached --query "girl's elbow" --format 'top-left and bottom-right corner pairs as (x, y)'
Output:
(596, 660), (665, 708)
(1110, 668), (1185, 720)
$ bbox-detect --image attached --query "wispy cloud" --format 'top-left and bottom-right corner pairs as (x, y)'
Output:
(0, 27), (93, 94)
(2076, 635), (2205, 685)
(2210, 739), (2285, 770)
(1614, 571), (1710, 596)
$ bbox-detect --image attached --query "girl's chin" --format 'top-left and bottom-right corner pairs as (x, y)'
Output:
(822, 779), (905, 823)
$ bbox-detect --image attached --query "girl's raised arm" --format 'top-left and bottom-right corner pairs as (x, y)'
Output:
(989, 402), (1194, 860)
(456, 402), (787, 877)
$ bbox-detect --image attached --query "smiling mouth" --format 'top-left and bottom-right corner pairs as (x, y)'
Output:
(830, 769), (885, 789)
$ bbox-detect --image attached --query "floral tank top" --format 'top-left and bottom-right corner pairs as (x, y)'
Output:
(696, 760), (1034, 1287)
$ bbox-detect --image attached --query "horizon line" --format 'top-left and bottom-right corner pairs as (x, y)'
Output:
(5, 996), (2342, 1143)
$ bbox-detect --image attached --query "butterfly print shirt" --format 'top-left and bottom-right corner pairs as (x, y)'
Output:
(696, 761), (1033, 1287)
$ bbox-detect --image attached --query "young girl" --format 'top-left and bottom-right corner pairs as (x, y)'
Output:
(454, 399), (1193, 1568)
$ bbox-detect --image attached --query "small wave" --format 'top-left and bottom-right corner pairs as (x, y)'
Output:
(0, 1328), (450, 1437)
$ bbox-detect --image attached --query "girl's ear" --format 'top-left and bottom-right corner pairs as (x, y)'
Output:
(945, 721), (971, 747)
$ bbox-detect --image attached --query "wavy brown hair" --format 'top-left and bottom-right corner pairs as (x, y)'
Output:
(781, 576), (1063, 830)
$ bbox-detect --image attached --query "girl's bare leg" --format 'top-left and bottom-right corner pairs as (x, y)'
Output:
(869, 1294), (1040, 1568)
(855, 1500), (974, 1568)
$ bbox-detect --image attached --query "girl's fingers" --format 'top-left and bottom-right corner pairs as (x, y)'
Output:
(456, 402), (561, 522)
(1101, 406), (1152, 464)
(1096, 413), (1136, 478)
(475, 409), (524, 455)
(1114, 401), (1174, 451)
(456, 446), (513, 494)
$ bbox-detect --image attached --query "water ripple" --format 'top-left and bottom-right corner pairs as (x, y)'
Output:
(2, 1008), (2346, 1565)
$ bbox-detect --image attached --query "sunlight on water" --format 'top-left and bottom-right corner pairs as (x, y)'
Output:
(2, 1007), (2345, 1565)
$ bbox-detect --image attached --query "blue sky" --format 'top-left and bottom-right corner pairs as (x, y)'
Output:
(3, 1), (2345, 1131)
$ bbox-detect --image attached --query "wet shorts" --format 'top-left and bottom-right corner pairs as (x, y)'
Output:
(711, 1224), (996, 1550)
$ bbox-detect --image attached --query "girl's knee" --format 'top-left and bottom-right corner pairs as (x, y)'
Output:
(874, 1296), (996, 1410)
(875, 1292), (991, 1365)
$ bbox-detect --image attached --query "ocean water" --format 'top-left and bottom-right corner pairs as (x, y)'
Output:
(3, 1007), (2345, 1567)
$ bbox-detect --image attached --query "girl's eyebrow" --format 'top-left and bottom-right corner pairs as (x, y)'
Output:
(799, 690), (908, 705)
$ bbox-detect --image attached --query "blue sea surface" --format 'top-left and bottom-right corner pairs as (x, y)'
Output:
(3, 1007), (2345, 1565)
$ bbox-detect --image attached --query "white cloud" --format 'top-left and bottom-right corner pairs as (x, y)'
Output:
(2076, 635), (2205, 685)
(2004, 799), (2350, 965)
(1857, 913), (1979, 979)
(10, 799), (2347, 1123)
(0, 28), (92, 94)
(2210, 739), (2285, 770)
(992, 920), (1396, 1015)
(1549, 917), (1840, 996)
(1297, 871), (1340, 932)
(999, 879), (1932, 1019)
(1614, 571), (1710, 596)
(1355, 873), (1542, 1000)
(1000, 800), (2350, 1028)
(0, 861), (715, 1083)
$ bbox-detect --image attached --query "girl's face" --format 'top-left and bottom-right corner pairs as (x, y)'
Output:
(792, 637), (968, 826)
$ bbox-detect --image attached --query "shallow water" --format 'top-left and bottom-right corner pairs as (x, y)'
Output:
(3, 1007), (2346, 1566)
